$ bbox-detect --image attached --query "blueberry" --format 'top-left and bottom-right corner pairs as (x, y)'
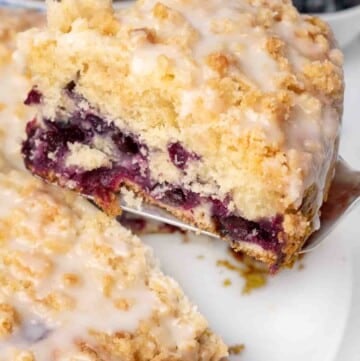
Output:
(161, 187), (200, 209)
(22, 320), (51, 344)
(85, 114), (112, 135)
(24, 89), (42, 105)
(65, 81), (76, 92)
(112, 133), (140, 155)
(211, 199), (229, 218)
(168, 142), (191, 169)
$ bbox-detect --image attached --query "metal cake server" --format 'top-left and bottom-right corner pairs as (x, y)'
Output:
(300, 157), (360, 253)
(120, 157), (360, 254)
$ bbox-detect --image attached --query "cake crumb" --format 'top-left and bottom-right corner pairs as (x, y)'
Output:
(228, 344), (245, 355)
(217, 259), (240, 272)
(223, 278), (232, 287)
(66, 142), (112, 171)
(121, 187), (143, 210)
(62, 273), (81, 287)
(217, 254), (268, 294)
(297, 253), (306, 270)
(181, 232), (190, 243)
(114, 298), (134, 311)
(196, 255), (204, 260)
(241, 271), (267, 294)
(0, 102), (6, 111)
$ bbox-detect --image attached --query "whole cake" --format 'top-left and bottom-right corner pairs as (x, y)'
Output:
(19, 0), (344, 269)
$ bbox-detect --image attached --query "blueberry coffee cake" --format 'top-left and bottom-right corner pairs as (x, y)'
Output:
(0, 10), (227, 360)
(19, 0), (344, 269)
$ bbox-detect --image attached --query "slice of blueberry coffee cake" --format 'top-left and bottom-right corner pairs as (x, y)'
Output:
(19, 0), (344, 270)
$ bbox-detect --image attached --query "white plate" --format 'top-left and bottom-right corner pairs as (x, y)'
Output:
(144, 227), (352, 361)
(319, 6), (360, 49)
(0, 0), (44, 10)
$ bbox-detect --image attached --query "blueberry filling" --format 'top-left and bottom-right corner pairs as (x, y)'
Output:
(22, 90), (285, 259)
(23, 110), (150, 201)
